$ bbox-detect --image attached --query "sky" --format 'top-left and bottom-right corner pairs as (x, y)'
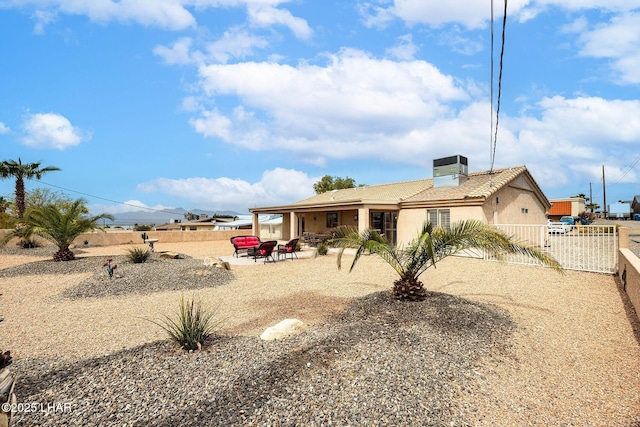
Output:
(0, 0), (639, 216)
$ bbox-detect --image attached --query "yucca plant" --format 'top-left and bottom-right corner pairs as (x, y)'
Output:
(148, 294), (219, 351)
(125, 247), (151, 263)
(331, 220), (563, 301)
(316, 241), (329, 256)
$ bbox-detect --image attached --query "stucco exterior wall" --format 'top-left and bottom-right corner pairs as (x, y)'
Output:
(397, 208), (427, 246)
(618, 228), (640, 322)
(397, 206), (485, 247)
(484, 184), (548, 225)
(0, 229), (250, 248)
(298, 209), (358, 234)
(619, 248), (640, 323)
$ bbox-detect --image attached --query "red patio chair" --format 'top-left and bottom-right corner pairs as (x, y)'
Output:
(248, 240), (278, 263)
(277, 238), (299, 260)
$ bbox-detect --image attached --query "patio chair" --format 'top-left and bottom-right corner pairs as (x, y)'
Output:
(277, 238), (299, 261)
(248, 240), (278, 263)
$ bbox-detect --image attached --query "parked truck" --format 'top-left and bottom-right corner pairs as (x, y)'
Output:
(607, 202), (631, 219)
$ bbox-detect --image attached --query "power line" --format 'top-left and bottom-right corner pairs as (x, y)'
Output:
(26, 178), (186, 216)
(490, 0), (508, 174)
(610, 153), (640, 187)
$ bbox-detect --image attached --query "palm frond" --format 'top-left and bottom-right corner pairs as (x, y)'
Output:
(332, 219), (563, 294)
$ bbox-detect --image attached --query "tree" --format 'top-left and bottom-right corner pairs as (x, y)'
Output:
(25, 188), (78, 212)
(331, 220), (562, 301)
(313, 175), (362, 194)
(0, 158), (60, 219)
(1, 199), (114, 261)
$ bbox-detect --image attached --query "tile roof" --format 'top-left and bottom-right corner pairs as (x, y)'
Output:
(252, 165), (545, 212)
(291, 178), (431, 206)
(402, 166), (528, 203)
(291, 166), (528, 206)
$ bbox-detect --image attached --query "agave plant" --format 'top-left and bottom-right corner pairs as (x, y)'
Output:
(331, 220), (562, 301)
(147, 294), (220, 351)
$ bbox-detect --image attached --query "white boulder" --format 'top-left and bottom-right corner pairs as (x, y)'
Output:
(260, 319), (307, 341)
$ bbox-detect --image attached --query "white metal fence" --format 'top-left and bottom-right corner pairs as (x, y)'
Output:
(482, 224), (618, 274)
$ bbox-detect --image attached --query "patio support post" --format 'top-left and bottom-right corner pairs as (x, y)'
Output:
(252, 212), (260, 238)
(290, 212), (297, 240)
(358, 207), (370, 232)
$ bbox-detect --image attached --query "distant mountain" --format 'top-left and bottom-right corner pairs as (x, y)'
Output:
(105, 208), (243, 228)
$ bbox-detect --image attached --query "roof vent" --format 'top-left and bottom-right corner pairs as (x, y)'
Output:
(433, 155), (468, 188)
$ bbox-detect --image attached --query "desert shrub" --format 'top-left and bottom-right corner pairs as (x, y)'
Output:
(316, 241), (329, 255)
(148, 294), (219, 351)
(134, 224), (153, 231)
(125, 247), (151, 263)
(19, 237), (40, 249)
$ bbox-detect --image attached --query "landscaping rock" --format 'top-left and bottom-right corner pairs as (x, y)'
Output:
(204, 256), (231, 270)
(159, 251), (182, 259)
(260, 318), (307, 341)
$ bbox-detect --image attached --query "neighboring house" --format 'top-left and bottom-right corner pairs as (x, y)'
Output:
(215, 215), (283, 239)
(632, 196), (640, 215)
(250, 155), (551, 246)
(548, 197), (586, 221)
(178, 217), (235, 231)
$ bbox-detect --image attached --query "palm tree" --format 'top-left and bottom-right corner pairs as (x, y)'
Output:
(1, 199), (114, 261)
(0, 158), (60, 219)
(331, 220), (562, 301)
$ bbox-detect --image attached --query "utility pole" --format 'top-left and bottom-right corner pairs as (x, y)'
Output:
(602, 165), (607, 219)
(589, 182), (593, 212)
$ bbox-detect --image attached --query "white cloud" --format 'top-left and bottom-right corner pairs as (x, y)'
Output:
(6, 0), (310, 34)
(32, 9), (57, 34)
(192, 48), (468, 161)
(205, 27), (270, 63)
(21, 112), (90, 150)
(154, 29), (269, 66)
(358, 1), (640, 29)
(0, 122), (9, 134)
(371, 0), (532, 30)
(576, 12), (640, 84)
(136, 168), (317, 211)
(385, 34), (419, 60)
(12, 0), (196, 31)
(437, 26), (484, 56)
(357, 1), (396, 29)
(496, 96), (640, 189)
(247, 4), (312, 40)
(90, 200), (174, 215)
(154, 37), (198, 65)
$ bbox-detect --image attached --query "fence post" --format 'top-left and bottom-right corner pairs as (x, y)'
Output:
(619, 227), (629, 250)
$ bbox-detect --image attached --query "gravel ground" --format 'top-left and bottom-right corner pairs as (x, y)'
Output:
(0, 253), (233, 299)
(1, 241), (639, 426)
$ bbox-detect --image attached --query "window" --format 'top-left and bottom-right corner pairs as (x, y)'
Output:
(427, 209), (450, 229)
(326, 212), (338, 228)
(521, 208), (529, 214)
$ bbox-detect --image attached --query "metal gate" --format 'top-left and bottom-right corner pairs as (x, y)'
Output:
(482, 224), (618, 274)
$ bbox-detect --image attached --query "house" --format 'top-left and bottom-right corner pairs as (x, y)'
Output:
(632, 196), (640, 215)
(250, 155), (551, 246)
(178, 216), (235, 231)
(215, 214), (283, 239)
(548, 197), (586, 221)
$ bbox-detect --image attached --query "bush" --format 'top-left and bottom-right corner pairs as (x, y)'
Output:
(125, 247), (151, 263)
(316, 241), (329, 255)
(19, 237), (40, 249)
(134, 224), (153, 231)
(148, 294), (219, 351)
